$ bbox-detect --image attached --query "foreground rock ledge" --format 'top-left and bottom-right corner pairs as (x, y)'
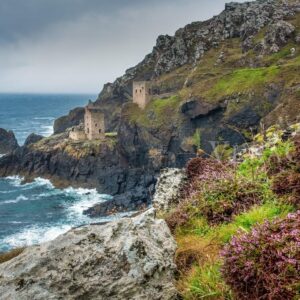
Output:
(0, 209), (178, 300)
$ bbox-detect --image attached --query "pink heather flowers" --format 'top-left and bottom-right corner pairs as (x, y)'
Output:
(221, 211), (300, 300)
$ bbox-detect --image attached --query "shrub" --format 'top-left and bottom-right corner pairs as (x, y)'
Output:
(165, 207), (190, 233)
(272, 171), (300, 207)
(270, 134), (300, 207)
(186, 157), (231, 183)
(221, 211), (300, 300)
(198, 179), (265, 225)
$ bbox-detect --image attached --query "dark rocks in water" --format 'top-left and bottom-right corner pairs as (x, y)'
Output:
(53, 107), (85, 134)
(83, 190), (150, 218)
(0, 129), (19, 154)
(24, 133), (44, 146)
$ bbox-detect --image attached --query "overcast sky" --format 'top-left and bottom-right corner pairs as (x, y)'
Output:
(0, 0), (249, 94)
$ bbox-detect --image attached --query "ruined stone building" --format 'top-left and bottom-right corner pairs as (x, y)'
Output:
(69, 101), (105, 141)
(84, 102), (105, 140)
(133, 81), (152, 109)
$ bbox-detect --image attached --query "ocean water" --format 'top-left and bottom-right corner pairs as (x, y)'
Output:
(0, 93), (95, 145)
(0, 94), (119, 252)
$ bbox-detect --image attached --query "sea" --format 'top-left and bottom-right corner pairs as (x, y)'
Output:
(0, 94), (117, 252)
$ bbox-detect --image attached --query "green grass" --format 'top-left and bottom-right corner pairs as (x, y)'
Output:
(205, 66), (280, 99)
(105, 132), (118, 137)
(185, 263), (232, 300)
(176, 201), (294, 299)
(129, 95), (183, 127)
(211, 202), (293, 244)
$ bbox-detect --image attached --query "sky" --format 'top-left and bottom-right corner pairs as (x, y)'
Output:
(0, 0), (249, 94)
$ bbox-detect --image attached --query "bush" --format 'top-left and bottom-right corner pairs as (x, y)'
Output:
(186, 157), (230, 183)
(221, 211), (300, 300)
(270, 134), (300, 207)
(272, 171), (300, 207)
(198, 179), (265, 225)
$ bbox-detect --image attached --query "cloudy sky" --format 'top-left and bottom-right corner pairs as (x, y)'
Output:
(0, 0), (248, 94)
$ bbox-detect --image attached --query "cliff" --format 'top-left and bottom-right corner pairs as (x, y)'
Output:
(0, 0), (300, 213)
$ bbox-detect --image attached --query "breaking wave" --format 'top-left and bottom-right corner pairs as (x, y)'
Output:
(0, 176), (114, 252)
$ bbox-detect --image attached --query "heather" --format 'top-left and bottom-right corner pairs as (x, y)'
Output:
(165, 123), (300, 299)
(222, 211), (300, 300)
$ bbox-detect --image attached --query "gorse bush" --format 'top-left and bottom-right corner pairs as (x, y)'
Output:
(221, 211), (300, 300)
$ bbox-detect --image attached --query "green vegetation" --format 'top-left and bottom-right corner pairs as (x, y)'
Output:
(185, 263), (232, 300)
(105, 132), (118, 137)
(192, 129), (201, 150)
(164, 124), (300, 299)
(127, 95), (183, 128)
(205, 66), (280, 99)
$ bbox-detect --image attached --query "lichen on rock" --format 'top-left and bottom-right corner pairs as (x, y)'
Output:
(0, 209), (178, 300)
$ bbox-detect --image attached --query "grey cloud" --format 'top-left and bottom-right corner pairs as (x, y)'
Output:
(0, 0), (250, 93)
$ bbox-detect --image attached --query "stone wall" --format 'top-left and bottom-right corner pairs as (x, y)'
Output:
(69, 129), (86, 141)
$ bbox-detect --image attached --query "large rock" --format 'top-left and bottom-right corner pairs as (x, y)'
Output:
(0, 128), (18, 154)
(0, 209), (178, 300)
(153, 168), (187, 212)
(53, 107), (85, 134)
(24, 133), (44, 146)
(265, 21), (295, 52)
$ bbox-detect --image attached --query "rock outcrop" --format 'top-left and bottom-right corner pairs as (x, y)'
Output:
(0, 209), (178, 300)
(53, 107), (85, 134)
(0, 128), (19, 154)
(24, 133), (44, 146)
(153, 168), (187, 212)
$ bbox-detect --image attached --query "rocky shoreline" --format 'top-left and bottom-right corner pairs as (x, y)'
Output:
(0, 208), (178, 300)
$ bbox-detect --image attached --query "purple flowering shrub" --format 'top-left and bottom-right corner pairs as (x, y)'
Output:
(221, 211), (300, 300)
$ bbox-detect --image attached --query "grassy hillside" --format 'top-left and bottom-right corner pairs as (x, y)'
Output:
(127, 13), (300, 133)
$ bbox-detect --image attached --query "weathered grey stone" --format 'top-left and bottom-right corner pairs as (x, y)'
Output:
(24, 133), (44, 146)
(0, 209), (178, 300)
(152, 168), (187, 212)
(265, 20), (295, 52)
(0, 128), (19, 154)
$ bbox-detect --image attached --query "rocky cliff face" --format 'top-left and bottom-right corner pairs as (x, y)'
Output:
(91, 0), (299, 131)
(0, 209), (178, 300)
(54, 107), (85, 134)
(0, 128), (19, 154)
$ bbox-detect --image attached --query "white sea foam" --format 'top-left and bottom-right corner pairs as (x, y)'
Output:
(40, 125), (54, 137)
(0, 195), (29, 205)
(5, 176), (23, 186)
(3, 224), (72, 249)
(5, 176), (54, 190)
(33, 117), (55, 120)
(0, 154), (6, 158)
(66, 188), (111, 213)
(1, 177), (118, 249)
